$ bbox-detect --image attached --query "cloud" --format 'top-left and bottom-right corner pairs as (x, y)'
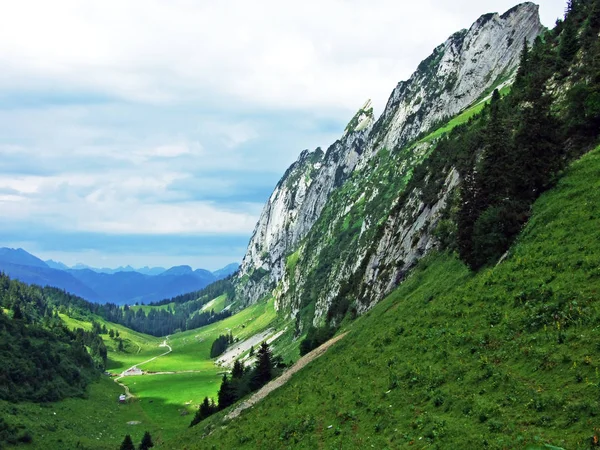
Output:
(0, 0), (568, 268)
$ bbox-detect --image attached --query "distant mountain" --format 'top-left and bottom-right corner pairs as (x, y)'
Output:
(136, 266), (166, 275)
(0, 247), (229, 305)
(0, 248), (48, 268)
(160, 265), (194, 276)
(0, 261), (101, 302)
(45, 259), (70, 270)
(212, 263), (239, 279)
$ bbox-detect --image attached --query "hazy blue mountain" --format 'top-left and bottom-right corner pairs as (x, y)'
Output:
(0, 261), (101, 301)
(0, 248), (221, 304)
(212, 263), (239, 279)
(65, 268), (217, 304)
(136, 266), (166, 275)
(45, 259), (70, 270)
(159, 265), (194, 276)
(0, 248), (49, 268)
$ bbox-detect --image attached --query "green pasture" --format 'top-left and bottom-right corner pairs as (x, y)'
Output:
(0, 377), (164, 450)
(120, 372), (223, 439)
(143, 296), (278, 372)
(200, 294), (228, 313)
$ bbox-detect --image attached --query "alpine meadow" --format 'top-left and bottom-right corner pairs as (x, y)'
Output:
(1, 1), (600, 449)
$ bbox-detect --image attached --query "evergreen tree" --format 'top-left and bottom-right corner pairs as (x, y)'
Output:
(217, 374), (236, 410)
(559, 16), (579, 64)
(11, 303), (23, 320)
(190, 396), (218, 426)
(120, 434), (135, 450)
(231, 359), (245, 379)
(250, 342), (273, 391)
(514, 39), (530, 91)
(138, 431), (154, 450)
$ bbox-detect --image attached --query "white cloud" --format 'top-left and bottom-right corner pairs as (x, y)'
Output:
(0, 0), (568, 267)
(0, 1), (566, 114)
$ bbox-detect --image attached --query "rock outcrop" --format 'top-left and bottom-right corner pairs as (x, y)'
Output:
(235, 3), (543, 325)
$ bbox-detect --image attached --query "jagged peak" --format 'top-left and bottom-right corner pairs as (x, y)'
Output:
(500, 2), (539, 20)
(343, 99), (374, 136)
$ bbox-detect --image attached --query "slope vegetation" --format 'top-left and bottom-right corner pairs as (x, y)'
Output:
(174, 144), (600, 449)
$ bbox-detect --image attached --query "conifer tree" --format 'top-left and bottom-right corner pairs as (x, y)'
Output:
(559, 16), (579, 64)
(251, 342), (273, 391)
(217, 374), (236, 410)
(139, 431), (154, 450)
(232, 359), (244, 379)
(120, 434), (135, 450)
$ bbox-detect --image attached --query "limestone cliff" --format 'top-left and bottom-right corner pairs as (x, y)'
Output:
(235, 3), (543, 326)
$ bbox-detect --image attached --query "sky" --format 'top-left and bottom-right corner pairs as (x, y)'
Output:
(0, 0), (567, 271)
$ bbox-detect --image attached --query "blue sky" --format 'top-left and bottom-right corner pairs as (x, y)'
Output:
(0, 0), (566, 270)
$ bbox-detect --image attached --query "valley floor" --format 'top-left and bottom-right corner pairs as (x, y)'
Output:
(3, 297), (295, 449)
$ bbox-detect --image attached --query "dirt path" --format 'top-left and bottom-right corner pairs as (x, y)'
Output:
(224, 332), (348, 420)
(113, 338), (172, 399)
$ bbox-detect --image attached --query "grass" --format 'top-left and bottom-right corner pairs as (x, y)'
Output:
(120, 372), (222, 441)
(16, 296), (283, 449)
(60, 313), (164, 372)
(200, 294), (227, 314)
(170, 145), (600, 449)
(417, 84), (511, 144)
(419, 101), (487, 143)
(0, 377), (164, 449)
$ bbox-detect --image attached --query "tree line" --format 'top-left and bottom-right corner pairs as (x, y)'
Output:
(190, 342), (287, 426)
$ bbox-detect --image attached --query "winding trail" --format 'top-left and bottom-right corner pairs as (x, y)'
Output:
(225, 332), (348, 420)
(113, 338), (172, 399)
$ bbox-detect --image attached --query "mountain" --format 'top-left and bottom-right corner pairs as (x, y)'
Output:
(235, 2), (543, 323)
(212, 263), (239, 279)
(0, 248), (225, 305)
(45, 259), (70, 270)
(0, 247), (49, 268)
(136, 266), (166, 275)
(177, 0), (600, 447)
(0, 260), (102, 302)
(160, 265), (194, 276)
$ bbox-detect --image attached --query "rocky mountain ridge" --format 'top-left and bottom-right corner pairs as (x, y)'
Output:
(236, 2), (543, 326)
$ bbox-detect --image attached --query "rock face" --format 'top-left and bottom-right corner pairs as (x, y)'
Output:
(235, 3), (543, 325)
(366, 3), (543, 157)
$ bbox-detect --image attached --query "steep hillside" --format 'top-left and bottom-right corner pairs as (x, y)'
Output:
(234, 0), (600, 335)
(236, 2), (543, 323)
(173, 142), (600, 449)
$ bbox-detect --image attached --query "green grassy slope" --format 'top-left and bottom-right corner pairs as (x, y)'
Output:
(0, 377), (161, 450)
(6, 296), (284, 448)
(173, 145), (600, 449)
(117, 297), (281, 441)
(60, 313), (164, 372)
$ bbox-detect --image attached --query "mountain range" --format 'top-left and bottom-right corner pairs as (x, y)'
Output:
(0, 247), (238, 305)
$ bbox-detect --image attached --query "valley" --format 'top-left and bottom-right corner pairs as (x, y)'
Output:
(1, 1), (599, 449)
(0, 295), (292, 449)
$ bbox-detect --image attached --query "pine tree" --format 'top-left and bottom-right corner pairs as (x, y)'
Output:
(559, 17), (579, 64)
(120, 434), (135, 450)
(514, 39), (530, 90)
(217, 374), (236, 410)
(11, 303), (23, 320)
(139, 431), (154, 450)
(251, 342), (273, 391)
(232, 359), (245, 379)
